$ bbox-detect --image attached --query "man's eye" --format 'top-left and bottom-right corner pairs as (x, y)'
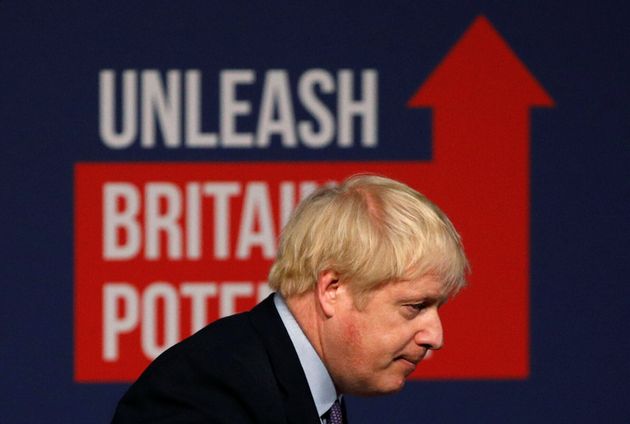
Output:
(407, 303), (426, 312)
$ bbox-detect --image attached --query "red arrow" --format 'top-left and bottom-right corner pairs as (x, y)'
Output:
(409, 15), (553, 165)
(403, 15), (554, 378)
(75, 16), (553, 381)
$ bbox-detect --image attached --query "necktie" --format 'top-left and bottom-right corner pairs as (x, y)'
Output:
(324, 400), (344, 424)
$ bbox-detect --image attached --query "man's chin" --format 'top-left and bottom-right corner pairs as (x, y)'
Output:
(352, 378), (407, 397)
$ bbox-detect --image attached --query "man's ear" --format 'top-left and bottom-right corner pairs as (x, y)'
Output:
(316, 269), (340, 318)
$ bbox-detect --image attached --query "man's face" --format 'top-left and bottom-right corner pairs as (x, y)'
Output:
(322, 275), (446, 395)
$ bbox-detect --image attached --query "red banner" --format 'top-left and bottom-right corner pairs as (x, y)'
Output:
(75, 17), (552, 382)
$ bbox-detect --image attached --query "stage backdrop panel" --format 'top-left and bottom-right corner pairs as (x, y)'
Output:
(1, 2), (628, 423)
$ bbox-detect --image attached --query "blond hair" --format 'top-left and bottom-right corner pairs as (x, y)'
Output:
(268, 174), (468, 299)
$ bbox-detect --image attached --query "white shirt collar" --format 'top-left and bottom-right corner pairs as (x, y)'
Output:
(273, 293), (338, 418)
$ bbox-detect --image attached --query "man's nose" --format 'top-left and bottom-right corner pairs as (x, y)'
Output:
(414, 308), (444, 350)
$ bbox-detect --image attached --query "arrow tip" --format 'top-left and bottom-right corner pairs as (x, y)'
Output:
(409, 15), (555, 108)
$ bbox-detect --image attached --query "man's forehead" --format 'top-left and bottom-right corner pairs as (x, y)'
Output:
(345, 274), (448, 309)
(383, 275), (446, 300)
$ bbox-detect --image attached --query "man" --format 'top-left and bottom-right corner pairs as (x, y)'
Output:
(112, 174), (468, 423)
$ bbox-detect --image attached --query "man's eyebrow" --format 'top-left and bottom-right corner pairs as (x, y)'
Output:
(423, 294), (450, 307)
(399, 294), (443, 305)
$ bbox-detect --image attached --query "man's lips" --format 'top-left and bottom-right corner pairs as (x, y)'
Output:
(395, 353), (425, 368)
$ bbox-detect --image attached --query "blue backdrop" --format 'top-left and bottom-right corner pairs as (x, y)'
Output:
(1, 1), (628, 422)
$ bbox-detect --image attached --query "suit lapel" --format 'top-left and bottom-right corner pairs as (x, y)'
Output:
(340, 396), (349, 424)
(249, 295), (322, 424)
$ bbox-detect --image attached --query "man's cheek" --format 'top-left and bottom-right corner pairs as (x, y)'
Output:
(342, 320), (361, 349)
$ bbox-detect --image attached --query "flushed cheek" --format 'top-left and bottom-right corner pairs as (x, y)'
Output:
(340, 321), (387, 370)
(342, 318), (361, 341)
(340, 319), (363, 355)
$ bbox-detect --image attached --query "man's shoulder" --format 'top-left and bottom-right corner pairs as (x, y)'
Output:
(112, 296), (287, 423)
(179, 307), (257, 352)
(143, 295), (279, 379)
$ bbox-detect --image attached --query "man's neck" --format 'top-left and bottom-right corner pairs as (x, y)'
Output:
(285, 292), (327, 370)
(274, 293), (340, 418)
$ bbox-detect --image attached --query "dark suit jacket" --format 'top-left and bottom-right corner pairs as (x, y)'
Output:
(111, 294), (321, 424)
